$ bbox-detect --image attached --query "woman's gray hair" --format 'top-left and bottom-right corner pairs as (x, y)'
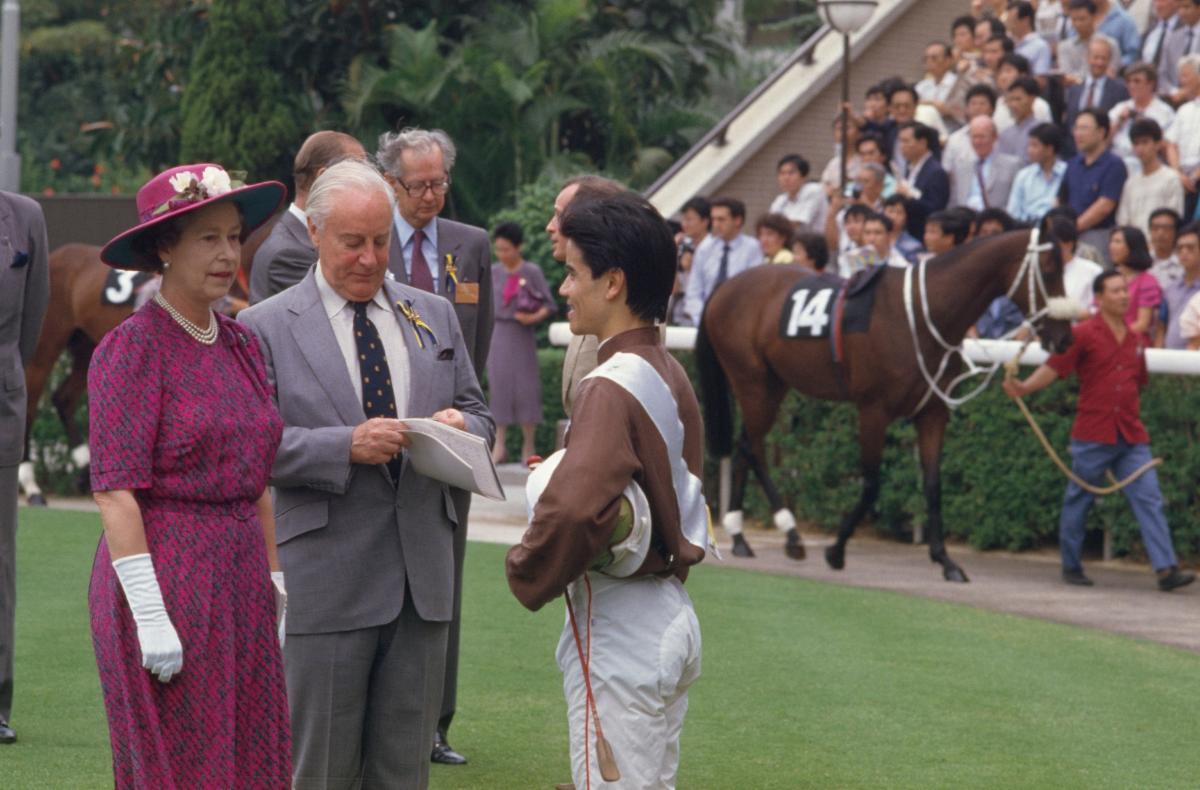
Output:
(306, 160), (396, 233)
(375, 128), (457, 178)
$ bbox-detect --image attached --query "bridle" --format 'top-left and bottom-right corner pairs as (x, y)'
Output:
(904, 228), (1076, 415)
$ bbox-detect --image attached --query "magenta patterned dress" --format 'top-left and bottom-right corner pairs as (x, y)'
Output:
(87, 302), (290, 789)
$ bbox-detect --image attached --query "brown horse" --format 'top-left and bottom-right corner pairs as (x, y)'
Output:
(695, 228), (1073, 582)
(20, 217), (279, 503)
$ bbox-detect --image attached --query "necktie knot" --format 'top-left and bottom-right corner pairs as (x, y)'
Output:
(353, 300), (370, 318)
(413, 228), (425, 245)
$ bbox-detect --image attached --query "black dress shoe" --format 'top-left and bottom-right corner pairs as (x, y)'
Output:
(1157, 566), (1196, 592)
(0, 720), (15, 744)
(431, 732), (467, 765)
(1062, 568), (1094, 586)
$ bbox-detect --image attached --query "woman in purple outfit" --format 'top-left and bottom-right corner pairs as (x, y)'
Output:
(487, 222), (556, 464)
(87, 163), (291, 788)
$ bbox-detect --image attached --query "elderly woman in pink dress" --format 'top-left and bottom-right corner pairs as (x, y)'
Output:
(1109, 226), (1161, 346)
(487, 222), (556, 464)
(87, 164), (291, 788)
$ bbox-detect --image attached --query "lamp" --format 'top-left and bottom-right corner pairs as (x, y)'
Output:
(817, 0), (878, 34)
(817, 1), (878, 197)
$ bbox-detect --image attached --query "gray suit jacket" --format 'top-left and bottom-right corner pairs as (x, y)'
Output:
(1159, 25), (1199, 91)
(239, 273), (494, 633)
(387, 217), (493, 377)
(950, 152), (1022, 211)
(0, 192), (49, 467)
(248, 210), (316, 305)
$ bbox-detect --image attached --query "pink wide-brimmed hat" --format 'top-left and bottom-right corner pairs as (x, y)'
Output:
(100, 163), (286, 270)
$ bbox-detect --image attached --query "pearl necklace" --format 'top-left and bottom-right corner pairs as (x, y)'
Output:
(154, 292), (218, 345)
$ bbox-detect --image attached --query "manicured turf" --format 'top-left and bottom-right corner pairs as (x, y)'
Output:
(6, 507), (1198, 788)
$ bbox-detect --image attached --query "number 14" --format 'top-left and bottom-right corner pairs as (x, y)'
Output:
(786, 288), (832, 337)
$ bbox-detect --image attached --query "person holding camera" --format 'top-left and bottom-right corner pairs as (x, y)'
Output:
(488, 222), (557, 465)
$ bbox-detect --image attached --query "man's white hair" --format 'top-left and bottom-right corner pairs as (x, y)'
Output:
(306, 160), (395, 232)
(375, 127), (458, 178)
(1087, 35), (1114, 61)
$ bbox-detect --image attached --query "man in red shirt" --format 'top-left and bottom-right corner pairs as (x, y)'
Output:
(1004, 270), (1195, 591)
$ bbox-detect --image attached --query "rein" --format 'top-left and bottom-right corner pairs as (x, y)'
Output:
(904, 229), (1070, 415)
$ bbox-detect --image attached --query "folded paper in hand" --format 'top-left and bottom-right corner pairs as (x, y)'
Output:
(399, 418), (505, 500)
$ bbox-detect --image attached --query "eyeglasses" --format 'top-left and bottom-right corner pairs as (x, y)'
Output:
(395, 176), (451, 198)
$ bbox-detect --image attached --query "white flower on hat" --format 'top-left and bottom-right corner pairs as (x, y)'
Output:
(200, 167), (232, 196)
(169, 172), (197, 194)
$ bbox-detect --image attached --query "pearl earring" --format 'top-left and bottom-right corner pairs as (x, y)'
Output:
(162, 260), (171, 270)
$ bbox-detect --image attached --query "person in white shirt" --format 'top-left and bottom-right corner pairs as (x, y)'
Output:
(993, 56), (1054, 133)
(1166, 55), (1200, 219)
(1148, 207), (1184, 286)
(1108, 62), (1176, 173)
(916, 42), (961, 127)
(1007, 2), (1053, 75)
(1047, 213), (1103, 321)
(859, 212), (911, 268)
(1036, 0), (1069, 46)
(820, 114), (863, 197)
(680, 197), (762, 326)
(1116, 118), (1185, 234)
(769, 154), (826, 229)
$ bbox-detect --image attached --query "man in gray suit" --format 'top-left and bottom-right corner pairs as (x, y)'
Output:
(547, 175), (624, 416)
(249, 131), (366, 304)
(239, 161), (493, 789)
(950, 116), (1021, 212)
(0, 191), (49, 744)
(375, 127), (493, 765)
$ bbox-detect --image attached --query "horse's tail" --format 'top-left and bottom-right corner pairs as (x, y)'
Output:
(695, 309), (734, 458)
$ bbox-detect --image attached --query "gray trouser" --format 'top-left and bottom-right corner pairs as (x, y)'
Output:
(438, 492), (470, 736)
(286, 594), (448, 790)
(0, 464), (16, 723)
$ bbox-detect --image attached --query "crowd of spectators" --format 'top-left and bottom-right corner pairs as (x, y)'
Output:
(671, 0), (1200, 351)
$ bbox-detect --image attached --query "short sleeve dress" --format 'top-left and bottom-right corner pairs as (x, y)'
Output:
(486, 261), (557, 425)
(86, 301), (290, 789)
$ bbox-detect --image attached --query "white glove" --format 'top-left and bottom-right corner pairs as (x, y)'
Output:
(271, 571), (287, 649)
(112, 553), (184, 683)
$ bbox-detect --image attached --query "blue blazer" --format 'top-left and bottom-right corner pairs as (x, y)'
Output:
(905, 156), (950, 239)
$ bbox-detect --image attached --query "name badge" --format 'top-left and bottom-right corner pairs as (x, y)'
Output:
(455, 282), (480, 304)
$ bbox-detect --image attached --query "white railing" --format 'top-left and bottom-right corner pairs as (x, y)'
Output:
(549, 323), (1200, 376)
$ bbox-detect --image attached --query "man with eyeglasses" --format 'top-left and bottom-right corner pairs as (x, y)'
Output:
(375, 127), (494, 768)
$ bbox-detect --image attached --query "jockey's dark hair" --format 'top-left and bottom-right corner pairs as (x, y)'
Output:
(559, 192), (676, 323)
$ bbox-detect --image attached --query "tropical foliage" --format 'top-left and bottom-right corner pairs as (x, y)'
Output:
(19, 0), (759, 223)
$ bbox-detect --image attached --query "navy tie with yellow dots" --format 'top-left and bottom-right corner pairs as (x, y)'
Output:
(353, 301), (402, 482)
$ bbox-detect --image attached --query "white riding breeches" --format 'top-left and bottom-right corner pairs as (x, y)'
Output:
(557, 572), (702, 790)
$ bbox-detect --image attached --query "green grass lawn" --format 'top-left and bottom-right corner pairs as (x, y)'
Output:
(6, 507), (1199, 789)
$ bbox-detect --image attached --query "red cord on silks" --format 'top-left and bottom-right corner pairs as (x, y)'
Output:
(564, 574), (620, 788)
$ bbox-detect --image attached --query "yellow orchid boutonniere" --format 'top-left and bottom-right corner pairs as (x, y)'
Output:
(443, 254), (458, 300)
(397, 299), (439, 349)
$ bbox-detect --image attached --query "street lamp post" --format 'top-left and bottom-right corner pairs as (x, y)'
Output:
(817, 1), (877, 194)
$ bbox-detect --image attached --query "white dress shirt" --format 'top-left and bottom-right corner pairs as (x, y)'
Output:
(916, 71), (957, 104)
(1108, 97), (1176, 173)
(770, 182), (826, 227)
(1166, 98), (1200, 170)
(392, 210), (440, 293)
(287, 203), (307, 224)
(681, 233), (763, 326)
(314, 264), (410, 417)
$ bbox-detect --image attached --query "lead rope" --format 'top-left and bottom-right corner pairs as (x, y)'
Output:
(564, 575), (620, 787)
(1003, 341), (1162, 495)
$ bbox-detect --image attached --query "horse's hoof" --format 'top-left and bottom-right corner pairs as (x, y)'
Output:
(784, 528), (806, 560)
(943, 565), (969, 583)
(27, 493), (46, 507)
(824, 545), (844, 570)
(731, 534), (755, 558)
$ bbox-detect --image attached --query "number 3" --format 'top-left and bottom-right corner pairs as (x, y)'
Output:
(786, 288), (832, 337)
(105, 270), (138, 304)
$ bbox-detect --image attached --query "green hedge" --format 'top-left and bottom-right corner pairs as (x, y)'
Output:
(32, 342), (1200, 561)
(519, 349), (1200, 562)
